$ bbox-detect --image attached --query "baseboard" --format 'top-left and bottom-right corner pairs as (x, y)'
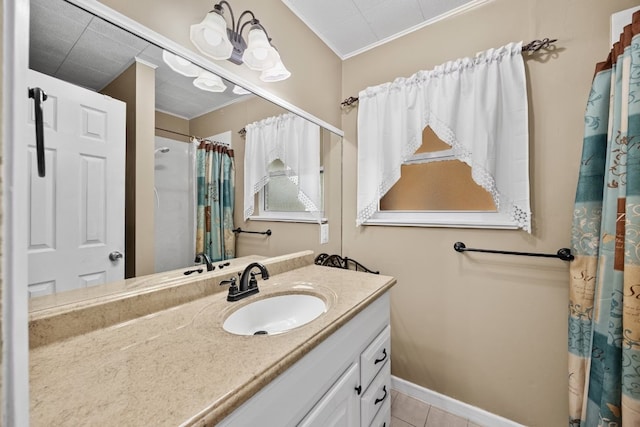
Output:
(391, 376), (526, 427)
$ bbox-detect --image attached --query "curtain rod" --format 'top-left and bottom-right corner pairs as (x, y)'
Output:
(155, 127), (230, 146)
(155, 127), (198, 140)
(340, 37), (558, 108)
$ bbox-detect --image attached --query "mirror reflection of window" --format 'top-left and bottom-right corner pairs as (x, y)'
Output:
(244, 112), (324, 222)
(264, 159), (325, 213)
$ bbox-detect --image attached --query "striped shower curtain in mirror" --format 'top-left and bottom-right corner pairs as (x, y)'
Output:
(195, 139), (236, 261)
(569, 11), (640, 427)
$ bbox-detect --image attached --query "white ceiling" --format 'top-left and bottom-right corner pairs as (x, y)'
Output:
(282, 0), (488, 59)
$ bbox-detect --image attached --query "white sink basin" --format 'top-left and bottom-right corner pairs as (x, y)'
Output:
(223, 294), (327, 336)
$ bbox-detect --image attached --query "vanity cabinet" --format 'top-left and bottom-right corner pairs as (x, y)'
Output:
(298, 363), (360, 426)
(360, 325), (391, 426)
(217, 292), (391, 427)
(299, 325), (391, 427)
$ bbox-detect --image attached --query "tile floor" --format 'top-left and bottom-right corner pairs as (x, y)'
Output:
(390, 389), (483, 427)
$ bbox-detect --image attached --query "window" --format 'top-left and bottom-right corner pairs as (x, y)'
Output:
(380, 127), (495, 211)
(365, 127), (522, 229)
(356, 42), (531, 231)
(253, 159), (325, 223)
(244, 112), (325, 223)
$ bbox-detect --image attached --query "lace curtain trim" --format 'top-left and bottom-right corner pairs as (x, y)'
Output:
(244, 113), (321, 221)
(356, 41), (531, 232)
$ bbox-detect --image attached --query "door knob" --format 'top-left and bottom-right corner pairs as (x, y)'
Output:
(109, 251), (123, 261)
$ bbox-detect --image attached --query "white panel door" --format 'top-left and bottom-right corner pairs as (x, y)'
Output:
(26, 70), (126, 296)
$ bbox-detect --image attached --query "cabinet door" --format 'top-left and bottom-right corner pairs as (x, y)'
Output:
(299, 363), (360, 427)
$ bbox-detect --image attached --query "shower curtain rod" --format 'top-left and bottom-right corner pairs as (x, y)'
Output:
(155, 127), (229, 146)
(340, 37), (558, 108)
(155, 127), (199, 140)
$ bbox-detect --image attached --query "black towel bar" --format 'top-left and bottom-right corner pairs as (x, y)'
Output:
(453, 242), (573, 261)
(232, 227), (272, 236)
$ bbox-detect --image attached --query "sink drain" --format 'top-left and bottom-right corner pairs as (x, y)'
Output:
(253, 330), (268, 335)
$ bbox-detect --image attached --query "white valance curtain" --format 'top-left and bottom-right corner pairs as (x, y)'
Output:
(244, 112), (321, 221)
(356, 41), (531, 232)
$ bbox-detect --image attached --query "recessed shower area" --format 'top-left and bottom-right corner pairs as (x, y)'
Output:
(153, 136), (196, 273)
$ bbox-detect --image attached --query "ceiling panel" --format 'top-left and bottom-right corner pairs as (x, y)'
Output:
(358, 0), (425, 40)
(282, 0), (487, 59)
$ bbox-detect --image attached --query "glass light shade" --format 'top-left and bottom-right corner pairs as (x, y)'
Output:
(233, 85), (252, 95)
(190, 11), (233, 60)
(162, 50), (201, 77)
(260, 56), (291, 82)
(193, 70), (227, 93)
(241, 27), (279, 71)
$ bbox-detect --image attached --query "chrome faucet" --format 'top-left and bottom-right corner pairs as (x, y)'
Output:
(194, 252), (215, 271)
(220, 262), (270, 302)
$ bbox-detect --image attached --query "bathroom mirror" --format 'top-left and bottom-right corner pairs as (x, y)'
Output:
(26, 0), (342, 310)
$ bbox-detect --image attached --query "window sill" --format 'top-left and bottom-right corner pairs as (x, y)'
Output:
(249, 215), (327, 224)
(362, 211), (519, 229)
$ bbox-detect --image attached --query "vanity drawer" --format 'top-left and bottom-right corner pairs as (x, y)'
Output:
(361, 361), (391, 427)
(368, 394), (390, 427)
(360, 325), (390, 390)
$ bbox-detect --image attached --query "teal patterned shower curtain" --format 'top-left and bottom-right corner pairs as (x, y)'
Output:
(569, 11), (640, 427)
(195, 140), (235, 261)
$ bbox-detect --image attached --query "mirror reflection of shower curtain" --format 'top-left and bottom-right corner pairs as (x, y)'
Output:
(195, 138), (236, 261)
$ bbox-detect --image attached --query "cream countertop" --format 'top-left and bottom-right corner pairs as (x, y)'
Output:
(30, 260), (396, 426)
(29, 253), (301, 348)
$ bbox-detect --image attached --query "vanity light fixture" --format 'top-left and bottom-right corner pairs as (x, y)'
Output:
(162, 49), (228, 94)
(190, 1), (291, 82)
(193, 70), (228, 93)
(162, 50), (202, 77)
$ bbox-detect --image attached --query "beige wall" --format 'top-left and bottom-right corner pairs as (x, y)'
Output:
(189, 97), (343, 258)
(134, 62), (156, 277)
(96, 0), (345, 264)
(0, 0), (4, 419)
(102, 60), (156, 278)
(341, 0), (638, 425)
(9, 0), (632, 424)
(155, 111), (189, 142)
(98, 0), (343, 130)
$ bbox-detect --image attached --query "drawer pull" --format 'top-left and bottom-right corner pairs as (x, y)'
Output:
(374, 348), (387, 365)
(374, 385), (388, 405)
(355, 385), (362, 395)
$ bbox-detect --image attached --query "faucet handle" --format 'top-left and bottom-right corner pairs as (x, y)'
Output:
(220, 277), (238, 296)
(248, 272), (258, 289)
(220, 277), (237, 286)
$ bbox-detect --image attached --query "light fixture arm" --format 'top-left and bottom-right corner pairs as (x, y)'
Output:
(191, 0), (290, 80)
(236, 11), (258, 37)
(211, 2), (264, 64)
(240, 20), (273, 45)
(213, 1), (235, 33)
(214, 2), (261, 42)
